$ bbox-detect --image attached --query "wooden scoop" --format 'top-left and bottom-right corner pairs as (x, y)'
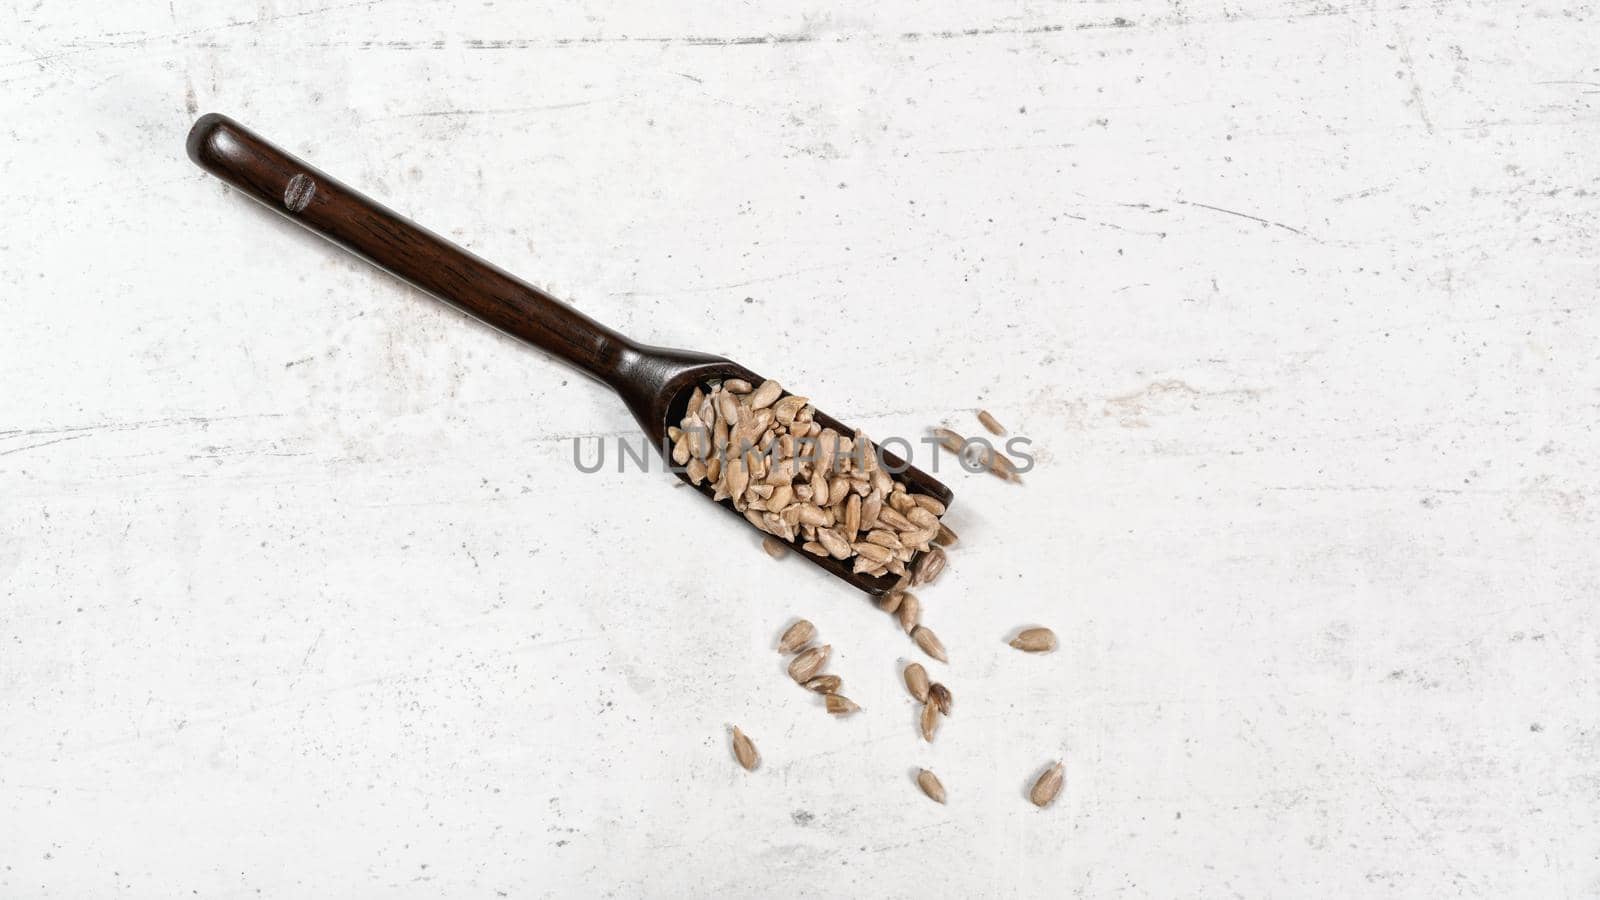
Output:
(186, 113), (952, 595)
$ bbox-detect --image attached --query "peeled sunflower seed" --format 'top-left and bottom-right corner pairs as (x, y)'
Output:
(897, 593), (921, 633)
(761, 537), (789, 560)
(984, 448), (1022, 483)
(933, 523), (959, 547)
(860, 495), (882, 529)
(876, 591), (905, 614)
(748, 379), (783, 410)
(824, 693), (860, 715)
(864, 529), (900, 549)
(1030, 762), (1064, 808)
(851, 542), (892, 565)
(877, 507), (915, 532)
(911, 625), (947, 663)
(816, 528), (851, 559)
(903, 663), (930, 702)
(912, 546), (947, 585)
(917, 769), (946, 804)
(931, 427), (966, 454)
(777, 620), (814, 654)
(1009, 627), (1057, 653)
(787, 644), (831, 682)
(731, 726), (759, 771)
(928, 682), (952, 716)
(803, 674), (841, 694)
(920, 699), (940, 741)
(773, 394), (808, 425)
(977, 409), (1006, 435)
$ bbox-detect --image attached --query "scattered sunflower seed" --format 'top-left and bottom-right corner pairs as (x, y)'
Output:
(903, 663), (930, 702)
(928, 682), (952, 716)
(777, 620), (815, 654)
(917, 769), (946, 804)
(731, 726), (759, 771)
(787, 644), (831, 682)
(930, 427), (966, 454)
(920, 699), (940, 741)
(824, 693), (860, 715)
(1030, 762), (1064, 808)
(977, 409), (1006, 435)
(933, 523), (959, 547)
(803, 674), (842, 694)
(761, 537), (789, 560)
(876, 591), (905, 614)
(1009, 627), (1057, 653)
(897, 593), (922, 633)
(911, 625), (947, 663)
(983, 448), (1022, 483)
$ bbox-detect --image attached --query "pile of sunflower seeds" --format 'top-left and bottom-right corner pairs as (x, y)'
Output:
(669, 378), (952, 581)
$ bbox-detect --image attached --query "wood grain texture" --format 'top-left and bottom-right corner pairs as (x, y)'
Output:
(2, 0), (1598, 897)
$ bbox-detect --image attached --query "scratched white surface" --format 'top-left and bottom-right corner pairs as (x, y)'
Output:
(3, 1), (1598, 897)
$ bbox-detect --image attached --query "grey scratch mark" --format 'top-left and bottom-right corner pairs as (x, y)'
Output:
(1, 0), (401, 68)
(1075, 17), (1136, 30)
(0, 434), (91, 457)
(1266, 484), (1588, 503)
(321, 21), (1106, 53)
(370, 99), (610, 121)
(0, 412), (283, 441)
(674, 72), (703, 83)
(288, 628), (326, 689)
(1178, 200), (1312, 239)
(929, 141), (1077, 155)
(899, 23), (1070, 40)
(535, 427), (639, 443)
(1060, 212), (1168, 238)
(460, 32), (819, 50)
(1395, 28), (1435, 134)
(1331, 182), (1395, 203)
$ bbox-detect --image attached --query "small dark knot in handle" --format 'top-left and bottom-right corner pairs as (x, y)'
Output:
(284, 173), (316, 213)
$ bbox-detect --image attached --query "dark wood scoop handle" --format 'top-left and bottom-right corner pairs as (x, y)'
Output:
(186, 113), (631, 384)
